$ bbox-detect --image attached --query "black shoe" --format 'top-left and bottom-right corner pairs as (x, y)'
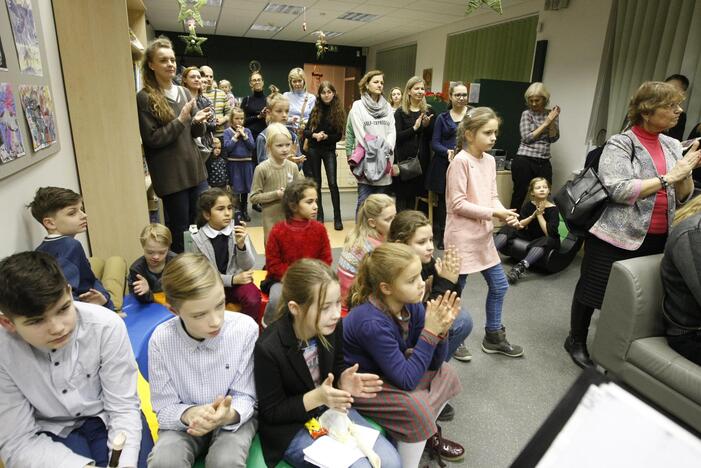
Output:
(252, 203), (262, 212)
(334, 219), (344, 231)
(242, 211), (251, 222)
(564, 335), (594, 368)
(507, 261), (527, 284)
(437, 403), (455, 422)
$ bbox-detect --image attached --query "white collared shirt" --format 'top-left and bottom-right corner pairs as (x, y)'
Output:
(201, 221), (234, 239)
(148, 312), (258, 432)
(0, 302), (141, 468)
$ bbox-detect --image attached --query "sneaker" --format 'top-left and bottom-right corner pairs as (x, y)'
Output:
(437, 403), (455, 422)
(481, 326), (524, 358)
(507, 260), (527, 284)
(452, 343), (472, 362)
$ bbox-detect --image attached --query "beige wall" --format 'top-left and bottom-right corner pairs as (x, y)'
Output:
(0, 0), (86, 258)
(367, 0), (614, 191)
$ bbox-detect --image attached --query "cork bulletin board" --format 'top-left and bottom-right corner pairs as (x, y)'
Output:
(0, 0), (61, 181)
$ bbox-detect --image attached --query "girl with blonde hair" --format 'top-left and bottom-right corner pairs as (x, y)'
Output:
(337, 194), (396, 308)
(136, 37), (211, 253)
(344, 243), (465, 467)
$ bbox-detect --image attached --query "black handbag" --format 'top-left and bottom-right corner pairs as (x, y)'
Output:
(397, 136), (423, 181)
(554, 136), (635, 237)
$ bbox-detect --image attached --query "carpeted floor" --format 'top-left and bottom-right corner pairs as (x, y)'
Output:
(245, 190), (588, 467)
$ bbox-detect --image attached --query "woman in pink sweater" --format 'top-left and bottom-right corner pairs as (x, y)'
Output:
(444, 107), (524, 358)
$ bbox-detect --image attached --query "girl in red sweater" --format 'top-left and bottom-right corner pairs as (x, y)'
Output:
(262, 179), (332, 325)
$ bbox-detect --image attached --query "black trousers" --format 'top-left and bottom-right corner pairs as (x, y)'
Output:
(307, 146), (341, 220)
(161, 185), (200, 253)
(510, 155), (552, 210)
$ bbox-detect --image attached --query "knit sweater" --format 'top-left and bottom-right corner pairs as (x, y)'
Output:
(337, 236), (383, 306)
(250, 159), (304, 244)
(202, 88), (231, 137)
(265, 218), (332, 281)
(343, 301), (448, 391)
(136, 86), (206, 197)
(36, 236), (114, 310)
(444, 150), (504, 274)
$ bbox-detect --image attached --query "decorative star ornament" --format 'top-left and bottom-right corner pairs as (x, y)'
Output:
(179, 26), (207, 55)
(465, 0), (503, 15)
(177, 0), (206, 26)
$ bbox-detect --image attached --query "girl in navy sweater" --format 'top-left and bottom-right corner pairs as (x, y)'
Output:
(343, 243), (465, 468)
(254, 259), (401, 468)
(223, 107), (255, 221)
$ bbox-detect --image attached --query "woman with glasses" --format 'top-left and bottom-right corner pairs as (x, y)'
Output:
(510, 82), (560, 211)
(427, 82), (470, 250)
(565, 81), (700, 368)
(241, 72), (267, 143)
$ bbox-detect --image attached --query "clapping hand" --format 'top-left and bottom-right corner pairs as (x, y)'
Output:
(424, 290), (460, 336)
(177, 99), (196, 123)
(547, 106), (560, 124)
(187, 396), (239, 437)
(316, 373), (354, 412)
(435, 245), (461, 284)
(339, 364), (383, 398)
(667, 141), (700, 183)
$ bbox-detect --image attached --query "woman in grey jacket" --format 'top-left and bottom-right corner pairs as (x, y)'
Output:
(565, 82), (700, 368)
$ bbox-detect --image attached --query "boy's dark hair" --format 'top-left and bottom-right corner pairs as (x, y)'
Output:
(197, 187), (235, 228)
(664, 74), (689, 91)
(282, 178), (317, 219)
(27, 186), (82, 225)
(0, 251), (69, 318)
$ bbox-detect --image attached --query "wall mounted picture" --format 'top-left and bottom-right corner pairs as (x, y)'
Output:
(0, 83), (25, 162)
(18, 84), (55, 151)
(6, 0), (43, 76)
(0, 36), (7, 71)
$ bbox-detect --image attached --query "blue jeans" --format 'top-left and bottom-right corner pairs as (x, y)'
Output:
(458, 263), (509, 332)
(46, 415), (153, 468)
(283, 408), (401, 468)
(446, 307), (473, 360)
(356, 184), (391, 216)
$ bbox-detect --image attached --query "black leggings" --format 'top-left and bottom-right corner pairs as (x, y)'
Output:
(308, 146), (341, 220)
(161, 185), (200, 253)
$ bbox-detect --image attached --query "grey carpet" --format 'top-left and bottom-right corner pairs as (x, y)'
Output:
(249, 191), (588, 467)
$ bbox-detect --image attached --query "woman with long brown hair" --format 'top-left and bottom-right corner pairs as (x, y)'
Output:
(136, 37), (211, 253)
(304, 80), (346, 230)
(181, 66), (216, 148)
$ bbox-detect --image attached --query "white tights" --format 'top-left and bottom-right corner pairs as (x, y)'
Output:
(396, 440), (427, 468)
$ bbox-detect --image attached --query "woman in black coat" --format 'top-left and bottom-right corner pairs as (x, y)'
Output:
(393, 76), (435, 212)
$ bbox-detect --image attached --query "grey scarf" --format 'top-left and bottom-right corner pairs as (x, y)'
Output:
(361, 93), (390, 119)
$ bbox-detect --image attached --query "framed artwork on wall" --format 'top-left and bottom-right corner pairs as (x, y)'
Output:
(0, 0), (60, 180)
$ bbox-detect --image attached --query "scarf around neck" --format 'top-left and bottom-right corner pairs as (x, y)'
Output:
(361, 93), (389, 119)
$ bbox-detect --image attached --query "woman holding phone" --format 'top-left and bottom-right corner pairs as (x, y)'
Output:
(393, 76), (435, 212)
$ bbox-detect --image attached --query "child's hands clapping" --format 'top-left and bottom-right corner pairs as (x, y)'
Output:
(435, 246), (461, 284)
(316, 373), (353, 411)
(339, 363), (383, 398)
(424, 290), (460, 337)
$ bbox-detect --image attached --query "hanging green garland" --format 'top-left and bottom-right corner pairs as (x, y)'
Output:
(177, 0), (207, 55)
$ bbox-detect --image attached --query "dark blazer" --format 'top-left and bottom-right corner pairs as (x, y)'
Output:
(254, 312), (345, 467)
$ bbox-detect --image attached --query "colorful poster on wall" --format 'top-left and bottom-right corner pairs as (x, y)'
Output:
(6, 0), (43, 76)
(18, 84), (56, 151)
(0, 83), (25, 163)
(0, 36), (7, 71)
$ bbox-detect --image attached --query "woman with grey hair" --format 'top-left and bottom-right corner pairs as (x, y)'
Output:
(565, 81), (700, 368)
(510, 82), (560, 210)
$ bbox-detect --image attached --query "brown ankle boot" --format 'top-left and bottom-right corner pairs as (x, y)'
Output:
(426, 425), (465, 465)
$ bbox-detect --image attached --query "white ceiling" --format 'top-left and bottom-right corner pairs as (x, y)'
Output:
(144, 0), (526, 47)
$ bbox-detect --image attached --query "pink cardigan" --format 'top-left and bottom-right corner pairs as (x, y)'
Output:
(444, 150), (504, 274)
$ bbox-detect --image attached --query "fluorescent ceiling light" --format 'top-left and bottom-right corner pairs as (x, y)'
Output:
(337, 12), (379, 22)
(250, 23), (283, 32)
(264, 3), (305, 15)
(206, 0), (222, 5)
(319, 31), (343, 39)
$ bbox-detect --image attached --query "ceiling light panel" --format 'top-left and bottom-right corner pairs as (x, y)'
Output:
(264, 3), (305, 15)
(337, 11), (379, 22)
(250, 23), (283, 32)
